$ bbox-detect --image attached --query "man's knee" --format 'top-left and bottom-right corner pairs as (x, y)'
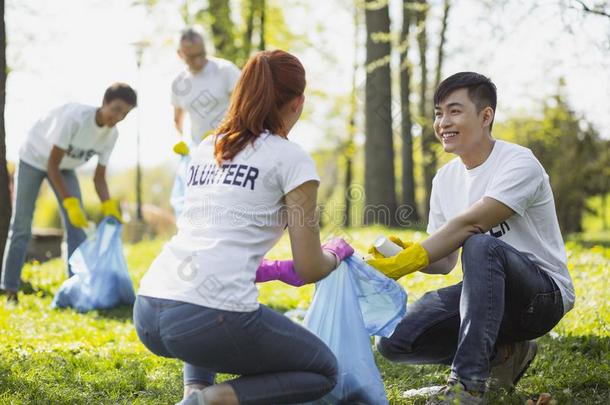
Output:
(462, 233), (498, 253)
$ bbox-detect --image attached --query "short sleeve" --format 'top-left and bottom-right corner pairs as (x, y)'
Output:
(98, 131), (119, 166)
(427, 176), (446, 234)
(279, 143), (320, 195)
(485, 154), (543, 216)
(225, 63), (241, 95)
(51, 110), (79, 150)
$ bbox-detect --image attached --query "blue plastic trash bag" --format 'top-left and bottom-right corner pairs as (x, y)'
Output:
(170, 149), (192, 218)
(303, 256), (407, 405)
(51, 217), (135, 312)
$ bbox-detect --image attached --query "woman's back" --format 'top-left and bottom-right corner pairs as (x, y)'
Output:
(138, 132), (319, 312)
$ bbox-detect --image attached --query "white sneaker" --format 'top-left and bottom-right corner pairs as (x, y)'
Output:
(402, 385), (445, 398)
(425, 382), (485, 405)
(175, 390), (206, 405)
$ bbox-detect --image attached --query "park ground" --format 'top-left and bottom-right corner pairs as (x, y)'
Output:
(0, 227), (608, 404)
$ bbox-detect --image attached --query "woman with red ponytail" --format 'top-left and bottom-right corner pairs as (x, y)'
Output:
(134, 50), (353, 405)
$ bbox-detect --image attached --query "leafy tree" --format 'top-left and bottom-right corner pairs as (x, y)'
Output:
(495, 84), (606, 234)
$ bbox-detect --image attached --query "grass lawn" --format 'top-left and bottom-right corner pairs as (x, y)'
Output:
(1, 227), (608, 404)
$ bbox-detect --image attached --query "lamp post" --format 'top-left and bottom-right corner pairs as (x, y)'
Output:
(131, 40), (149, 222)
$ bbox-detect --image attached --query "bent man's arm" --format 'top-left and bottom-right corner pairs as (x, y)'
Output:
(174, 107), (185, 135)
(93, 164), (110, 202)
(420, 250), (459, 275)
(421, 196), (516, 264)
(47, 146), (70, 199)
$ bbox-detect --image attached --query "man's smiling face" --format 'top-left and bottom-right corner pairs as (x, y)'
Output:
(433, 87), (493, 156)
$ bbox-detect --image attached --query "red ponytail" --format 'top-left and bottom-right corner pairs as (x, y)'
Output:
(214, 50), (306, 164)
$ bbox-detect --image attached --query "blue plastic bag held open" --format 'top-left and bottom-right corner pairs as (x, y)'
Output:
(303, 256), (407, 404)
(51, 217), (136, 312)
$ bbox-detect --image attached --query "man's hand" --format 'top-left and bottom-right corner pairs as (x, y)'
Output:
(366, 242), (429, 280)
(173, 140), (190, 156)
(101, 199), (123, 223)
(62, 197), (88, 228)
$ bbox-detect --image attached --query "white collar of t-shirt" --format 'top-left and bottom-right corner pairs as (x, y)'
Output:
(464, 140), (502, 178)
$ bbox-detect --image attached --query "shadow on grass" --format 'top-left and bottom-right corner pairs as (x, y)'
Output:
(377, 334), (610, 404)
(47, 303), (134, 321)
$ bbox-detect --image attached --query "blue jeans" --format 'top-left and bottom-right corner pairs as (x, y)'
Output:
(134, 295), (338, 405)
(377, 234), (564, 393)
(1, 160), (87, 292)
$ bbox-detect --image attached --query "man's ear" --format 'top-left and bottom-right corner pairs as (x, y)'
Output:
(482, 106), (494, 128)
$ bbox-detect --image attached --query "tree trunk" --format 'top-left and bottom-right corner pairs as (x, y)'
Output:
(363, 1), (397, 226)
(434, 0), (451, 92)
(208, 0), (238, 62)
(342, 2), (360, 228)
(416, 0), (435, 219)
(259, 0), (265, 51)
(243, 0), (255, 59)
(399, 0), (418, 225)
(0, 0), (11, 269)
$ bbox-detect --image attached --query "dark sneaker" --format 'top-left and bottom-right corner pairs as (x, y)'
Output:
(425, 382), (485, 405)
(488, 340), (538, 391)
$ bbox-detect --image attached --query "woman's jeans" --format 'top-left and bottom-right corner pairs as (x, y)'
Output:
(1, 160), (87, 292)
(134, 295), (338, 405)
(377, 234), (565, 393)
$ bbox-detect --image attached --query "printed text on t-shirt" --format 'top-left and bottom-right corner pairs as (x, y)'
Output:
(187, 163), (259, 190)
(66, 145), (97, 162)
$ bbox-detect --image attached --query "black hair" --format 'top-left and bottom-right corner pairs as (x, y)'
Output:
(180, 27), (204, 44)
(103, 83), (137, 107)
(434, 72), (497, 129)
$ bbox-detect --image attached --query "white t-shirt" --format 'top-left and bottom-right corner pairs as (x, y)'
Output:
(427, 140), (575, 314)
(138, 132), (320, 312)
(19, 103), (118, 171)
(171, 57), (241, 144)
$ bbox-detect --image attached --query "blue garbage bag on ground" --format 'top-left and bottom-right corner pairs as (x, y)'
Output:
(303, 256), (407, 405)
(51, 217), (135, 312)
(170, 149), (192, 218)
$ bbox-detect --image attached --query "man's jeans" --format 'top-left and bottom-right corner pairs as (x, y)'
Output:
(1, 160), (87, 292)
(377, 234), (564, 393)
(134, 295), (338, 405)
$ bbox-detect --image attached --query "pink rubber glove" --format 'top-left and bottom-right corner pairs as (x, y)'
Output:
(321, 238), (355, 261)
(255, 259), (305, 287)
(255, 239), (354, 287)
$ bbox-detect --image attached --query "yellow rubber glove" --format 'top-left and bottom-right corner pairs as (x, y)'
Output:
(173, 140), (190, 156)
(367, 242), (430, 280)
(101, 199), (123, 223)
(62, 197), (88, 229)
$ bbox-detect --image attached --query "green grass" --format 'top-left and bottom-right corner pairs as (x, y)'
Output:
(1, 228), (609, 404)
